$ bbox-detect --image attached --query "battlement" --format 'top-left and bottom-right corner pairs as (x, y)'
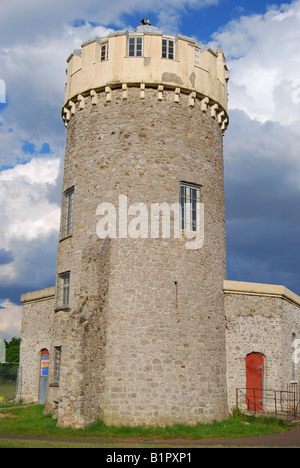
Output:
(63, 22), (229, 130)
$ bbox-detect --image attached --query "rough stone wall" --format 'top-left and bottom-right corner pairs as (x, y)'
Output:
(44, 238), (110, 428)
(18, 288), (55, 403)
(48, 86), (228, 427)
(225, 292), (300, 410)
(281, 300), (300, 384)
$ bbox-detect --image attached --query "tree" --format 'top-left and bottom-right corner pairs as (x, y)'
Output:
(4, 337), (20, 363)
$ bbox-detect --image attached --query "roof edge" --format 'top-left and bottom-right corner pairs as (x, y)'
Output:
(21, 286), (55, 304)
(224, 280), (300, 307)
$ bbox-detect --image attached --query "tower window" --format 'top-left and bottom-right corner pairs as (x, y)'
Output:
(100, 42), (109, 61)
(162, 38), (174, 59)
(224, 66), (229, 82)
(195, 46), (201, 67)
(128, 36), (143, 57)
(56, 272), (71, 309)
(60, 187), (74, 239)
(53, 346), (61, 385)
(180, 182), (202, 232)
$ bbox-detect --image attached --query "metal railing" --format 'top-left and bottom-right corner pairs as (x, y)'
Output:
(0, 363), (19, 402)
(236, 385), (300, 422)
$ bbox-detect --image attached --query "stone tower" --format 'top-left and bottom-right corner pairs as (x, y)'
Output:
(44, 21), (229, 428)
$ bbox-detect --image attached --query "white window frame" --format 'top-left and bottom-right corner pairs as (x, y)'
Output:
(100, 42), (109, 61)
(56, 271), (71, 309)
(180, 182), (202, 233)
(162, 37), (174, 60)
(128, 36), (143, 57)
(60, 187), (74, 240)
(195, 46), (201, 67)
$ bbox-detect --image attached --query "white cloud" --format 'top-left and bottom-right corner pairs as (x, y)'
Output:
(0, 158), (60, 186)
(211, 0), (300, 128)
(0, 125), (24, 168)
(0, 21), (117, 174)
(0, 158), (61, 283)
(207, 1), (300, 295)
(0, 300), (22, 341)
(0, 0), (219, 47)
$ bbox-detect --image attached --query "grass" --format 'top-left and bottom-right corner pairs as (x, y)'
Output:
(0, 404), (291, 447)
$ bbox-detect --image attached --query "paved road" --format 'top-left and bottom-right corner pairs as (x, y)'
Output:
(189, 425), (300, 447)
(1, 426), (300, 447)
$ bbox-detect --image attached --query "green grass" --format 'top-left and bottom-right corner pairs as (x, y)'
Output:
(0, 404), (291, 444)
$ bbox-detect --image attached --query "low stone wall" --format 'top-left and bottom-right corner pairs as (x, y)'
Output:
(224, 281), (300, 410)
(18, 288), (55, 403)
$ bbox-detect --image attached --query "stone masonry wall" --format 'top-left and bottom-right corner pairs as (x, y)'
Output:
(225, 292), (300, 410)
(44, 238), (110, 428)
(48, 86), (228, 427)
(282, 300), (300, 384)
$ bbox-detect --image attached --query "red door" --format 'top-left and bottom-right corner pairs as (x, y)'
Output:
(245, 353), (265, 411)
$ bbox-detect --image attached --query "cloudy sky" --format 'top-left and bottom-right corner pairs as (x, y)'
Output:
(0, 0), (299, 340)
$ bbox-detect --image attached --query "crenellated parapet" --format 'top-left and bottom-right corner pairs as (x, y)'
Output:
(62, 22), (229, 131)
(62, 83), (229, 131)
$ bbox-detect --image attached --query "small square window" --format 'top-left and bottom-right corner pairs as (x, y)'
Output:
(129, 36), (143, 57)
(56, 272), (71, 309)
(162, 38), (174, 60)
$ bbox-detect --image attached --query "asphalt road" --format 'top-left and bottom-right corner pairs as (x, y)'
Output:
(1, 426), (300, 447)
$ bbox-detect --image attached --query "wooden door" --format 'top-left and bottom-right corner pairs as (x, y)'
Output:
(245, 353), (265, 411)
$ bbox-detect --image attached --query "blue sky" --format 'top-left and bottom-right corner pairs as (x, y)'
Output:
(119, 0), (288, 41)
(0, 0), (299, 339)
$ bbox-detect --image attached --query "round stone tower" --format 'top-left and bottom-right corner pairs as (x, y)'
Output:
(45, 21), (229, 428)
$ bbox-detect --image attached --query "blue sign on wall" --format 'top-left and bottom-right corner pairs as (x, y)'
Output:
(41, 360), (49, 376)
